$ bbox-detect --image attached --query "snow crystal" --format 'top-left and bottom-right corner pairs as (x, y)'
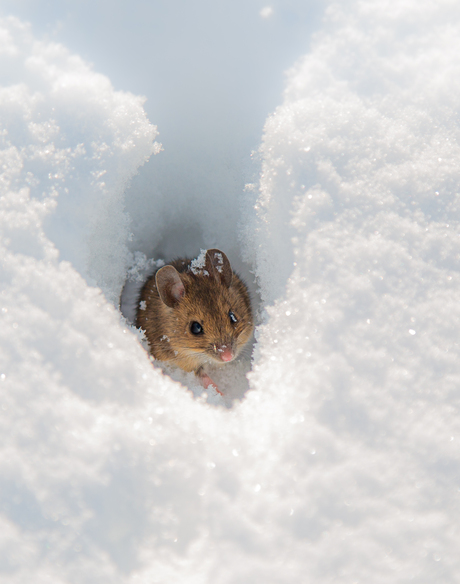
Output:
(120, 252), (167, 325)
(190, 248), (209, 276)
(214, 251), (224, 273)
(126, 251), (164, 284)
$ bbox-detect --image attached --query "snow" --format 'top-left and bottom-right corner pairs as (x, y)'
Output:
(1, 0), (460, 582)
(190, 249), (209, 276)
(0, 17), (161, 305)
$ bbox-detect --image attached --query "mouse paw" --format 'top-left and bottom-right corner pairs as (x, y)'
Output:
(197, 370), (223, 395)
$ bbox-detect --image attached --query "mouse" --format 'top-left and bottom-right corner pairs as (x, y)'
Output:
(136, 249), (254, 394)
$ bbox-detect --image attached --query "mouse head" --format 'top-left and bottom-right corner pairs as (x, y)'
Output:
(155, 249), (253, 367)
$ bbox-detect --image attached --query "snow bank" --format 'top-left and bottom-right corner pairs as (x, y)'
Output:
(1, 0), (460, 582)
(243, 0), (460, 580)
(0, 17), (160, 302)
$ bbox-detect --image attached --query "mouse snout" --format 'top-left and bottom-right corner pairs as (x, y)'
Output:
(213, 343), (234, 362)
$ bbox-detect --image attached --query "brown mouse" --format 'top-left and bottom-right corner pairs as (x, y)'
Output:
(136, 249), (254, 394)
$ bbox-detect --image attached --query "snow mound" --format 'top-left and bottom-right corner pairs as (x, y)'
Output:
(0, 16), (161, 303)
(243, 0), (460, 580)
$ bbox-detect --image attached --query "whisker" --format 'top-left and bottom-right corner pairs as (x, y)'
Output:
(236, 340), (256, 360)
(171, 347), (214, 363)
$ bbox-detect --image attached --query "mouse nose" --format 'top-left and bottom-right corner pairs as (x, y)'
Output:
(214, 344), (234, 362)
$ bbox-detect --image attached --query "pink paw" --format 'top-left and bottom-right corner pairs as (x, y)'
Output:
(198, 372), (223, 395)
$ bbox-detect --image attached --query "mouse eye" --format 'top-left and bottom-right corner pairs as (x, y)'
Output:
(229, 310), (238, 324)
(190, 321), (204, 335)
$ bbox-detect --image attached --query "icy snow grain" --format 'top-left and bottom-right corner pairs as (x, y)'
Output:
(190, 248), (210, 276)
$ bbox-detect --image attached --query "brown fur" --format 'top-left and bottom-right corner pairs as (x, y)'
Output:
(136, 250), (254, 376)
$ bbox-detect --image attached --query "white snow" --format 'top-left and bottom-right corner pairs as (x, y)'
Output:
(1, 0), (460, 582)
(189, 249), (209, 276)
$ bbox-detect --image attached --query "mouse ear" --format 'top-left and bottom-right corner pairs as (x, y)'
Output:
(155, 266), (186, 308)
(205, 249), (233, 288)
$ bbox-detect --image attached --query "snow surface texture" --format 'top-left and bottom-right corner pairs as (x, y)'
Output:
(1, 1), (460, 583)
(0, 17), (161, 303)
